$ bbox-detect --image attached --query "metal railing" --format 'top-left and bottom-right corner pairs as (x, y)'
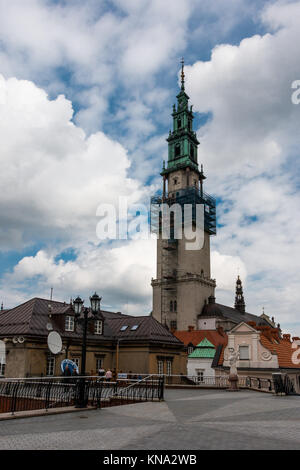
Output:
(246, 377), (274, 392)
(0, 375), (164, 415)
(161, 374), (240, 387)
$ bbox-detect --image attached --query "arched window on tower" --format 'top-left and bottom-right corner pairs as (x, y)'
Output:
(178, 118), (182, 129)
(175, 143), (180, 157)
(170, 301), (173, 312)
(190, 145), (194, 160)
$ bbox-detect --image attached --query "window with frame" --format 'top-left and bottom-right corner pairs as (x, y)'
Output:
(157, 360), (164, 375)
(166, 361), (172, 376)
(177, 118), (182, 129)
(95, 320), (103, 335)
(174, 300), (177, 312)
(188, 346), (194, 355)
(197, 370), (204, 382)
(239, 345), (250, 360)
(0, 363), (5, 376)
(170, 300), (173, 312)
(170, 320), (177, 330)
(46, 354), (55, 376)
(73, 358), (80, 369)
(65, 315), (74, 332)
(96, 358), (103, 370)
(190, 145), (194, 160)
(175, 143), (180, 157)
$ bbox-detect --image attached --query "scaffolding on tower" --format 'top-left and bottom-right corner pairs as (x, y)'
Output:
(150, 185), (216, 327)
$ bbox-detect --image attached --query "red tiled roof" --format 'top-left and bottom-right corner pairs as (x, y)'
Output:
(174, 329), (227, 348)
(216, 322), (299, 369)
(260, 332), (299, 369)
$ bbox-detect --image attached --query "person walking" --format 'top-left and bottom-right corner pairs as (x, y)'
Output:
(105, 369), (112, 382)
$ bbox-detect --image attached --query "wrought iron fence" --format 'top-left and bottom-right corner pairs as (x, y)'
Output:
(0, 375), (164, 415)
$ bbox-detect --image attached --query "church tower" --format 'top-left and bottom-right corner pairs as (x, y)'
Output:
(151, 61), (216, 331)
(234, 276), (246, 313)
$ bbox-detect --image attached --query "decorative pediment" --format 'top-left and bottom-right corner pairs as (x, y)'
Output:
(229, 321), (258, 334)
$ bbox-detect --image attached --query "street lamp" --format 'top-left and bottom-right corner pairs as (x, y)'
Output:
(73, 292), (101, 408)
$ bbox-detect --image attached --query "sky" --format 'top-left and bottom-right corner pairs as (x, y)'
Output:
(0, 0), (300, 334)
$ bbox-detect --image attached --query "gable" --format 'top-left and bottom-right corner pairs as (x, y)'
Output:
(229, 322), (257, 334)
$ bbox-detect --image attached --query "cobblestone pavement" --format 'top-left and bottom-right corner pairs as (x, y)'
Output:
(1, 388), (300, 450)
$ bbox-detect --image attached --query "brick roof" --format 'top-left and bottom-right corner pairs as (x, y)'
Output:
(214, 322), (300, 369)
(259, 330), (299, 369)
(174, 329), (227, 348)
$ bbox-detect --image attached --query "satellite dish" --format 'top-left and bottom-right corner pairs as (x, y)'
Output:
(47, 331), (62, 355)
(46, 322), (53, 331)
(12, 337), (18, 344)
(18, 337), (25, 344)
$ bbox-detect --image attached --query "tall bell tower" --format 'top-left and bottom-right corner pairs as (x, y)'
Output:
(151, 60), (217, 331)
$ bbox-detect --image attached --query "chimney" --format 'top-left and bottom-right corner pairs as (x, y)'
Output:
(283, 334), (291, 342)
(188, 325), (195, 332)
(217, 326), (224, 336)
(208, 295), (215, 304)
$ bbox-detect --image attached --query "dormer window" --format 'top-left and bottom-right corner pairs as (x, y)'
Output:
(95, 320), (103, 335)
(65, 315), (74, 332)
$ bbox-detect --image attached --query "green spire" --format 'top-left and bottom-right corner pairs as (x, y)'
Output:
(188, 338), (216, 359)
(162, 59), (200, 176)
(180, 57), (185, 90)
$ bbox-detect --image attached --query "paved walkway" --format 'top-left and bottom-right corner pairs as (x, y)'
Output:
(1, 388), (300, 450)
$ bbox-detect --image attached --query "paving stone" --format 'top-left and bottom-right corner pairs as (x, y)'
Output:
(0, 389), (300, 450)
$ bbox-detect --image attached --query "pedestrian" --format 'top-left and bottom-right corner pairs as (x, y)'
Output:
(71, 365), (79, 384)
(105, 369), (112, 382)
(63, 363), (72, 388)
(98, 366), (105, 379)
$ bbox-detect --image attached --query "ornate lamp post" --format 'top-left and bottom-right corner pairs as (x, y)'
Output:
(73, 292), (101, 407)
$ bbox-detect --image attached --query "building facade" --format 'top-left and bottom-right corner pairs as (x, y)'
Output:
(0, 298), (186, 378)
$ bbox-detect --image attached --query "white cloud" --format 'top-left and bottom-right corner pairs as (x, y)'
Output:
(0, 74), (145, 251)
(0, 73), (155, 314)
(5, 238), (156, 315)
(211, 251), (247, 291)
